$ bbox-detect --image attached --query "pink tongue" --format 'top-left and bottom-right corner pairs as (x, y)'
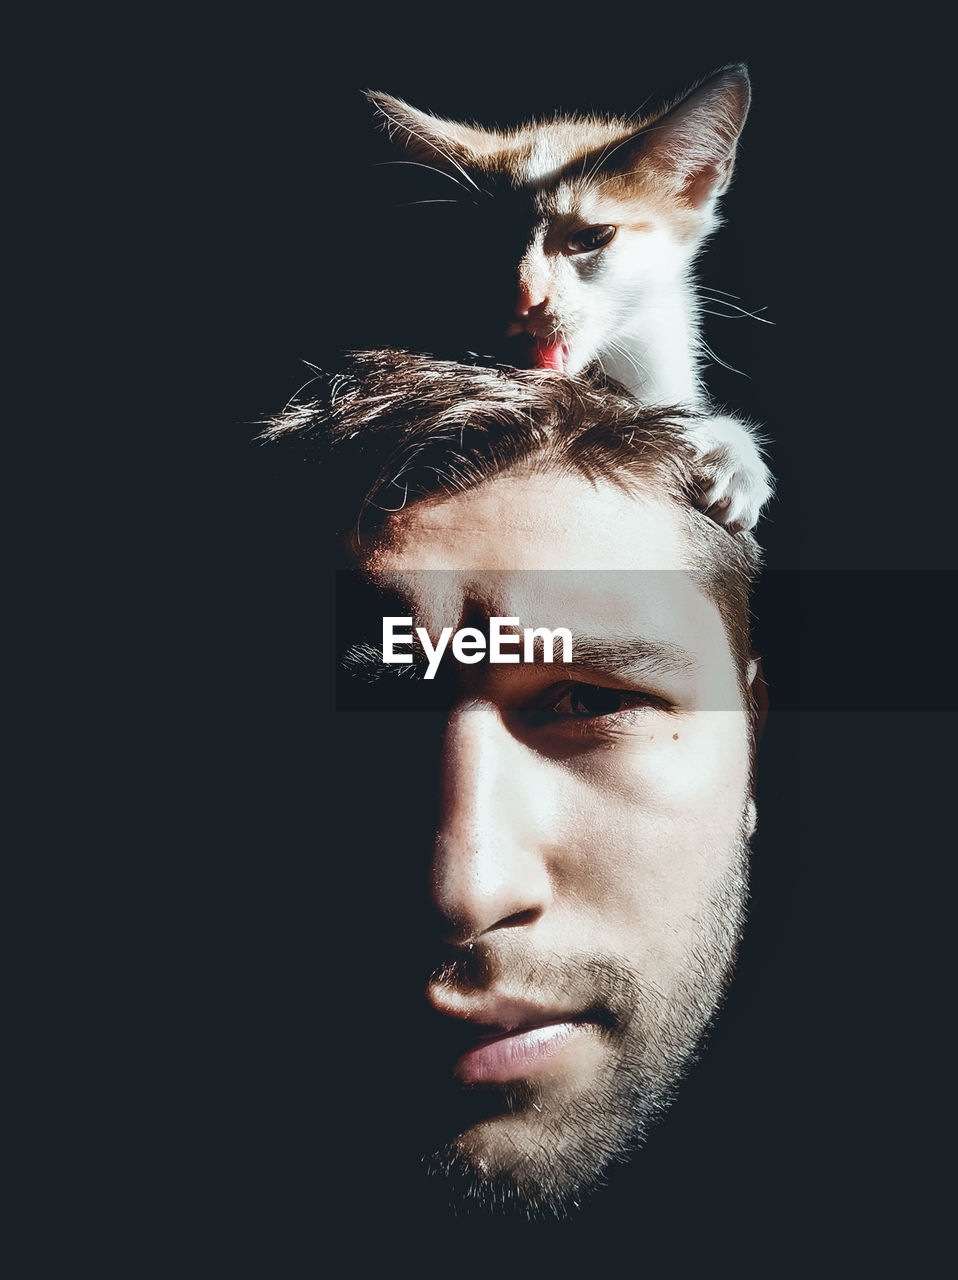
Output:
(532, 339), (566, 371)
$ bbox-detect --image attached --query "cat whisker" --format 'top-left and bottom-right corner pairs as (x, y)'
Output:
(589, 117), (684, 184)
(624, 94), (655, 124)
(582, 90), (680, 185)
(602, 338), (650, 386)
(373, 159), (472, 194)
(591, 141), (678, 188)
(391, 199), (467, 208)
(593, 165), (651, 189)
(697, 338), (750, 379)
(700, 305), (774, 325)
(698, 293), (773, 324)
(583, 131), (642, 185)
(381, 120), (481, 192)
(576, 99), (653, 180)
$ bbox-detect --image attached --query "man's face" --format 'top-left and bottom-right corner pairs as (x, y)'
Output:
(351, 468), (755, 1217)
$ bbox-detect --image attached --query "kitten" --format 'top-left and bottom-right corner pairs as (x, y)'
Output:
(366, 67), (772, 531)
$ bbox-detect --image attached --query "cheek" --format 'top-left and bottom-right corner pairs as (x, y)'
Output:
(550, 260), (583, 306)
(552, 269), (618, 334)
(627, 226), (689, 281)
(562, 249), (645, 327)
(595, 242), (649, 294)
(561, 711), (750, 820)
(553, 256), (607, 301)
(546, 716), (750, 962)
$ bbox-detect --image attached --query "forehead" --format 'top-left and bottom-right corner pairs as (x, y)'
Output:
(365, 470), (690, 573)
(356, 471), (733, 674)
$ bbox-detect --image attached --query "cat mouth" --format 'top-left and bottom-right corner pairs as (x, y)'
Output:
(507, 332), (570, 373)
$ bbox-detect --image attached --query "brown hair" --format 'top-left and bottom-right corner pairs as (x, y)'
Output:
(260, 349), (761, 687)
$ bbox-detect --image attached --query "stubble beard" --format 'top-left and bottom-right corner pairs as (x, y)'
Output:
(421, 833), (750, 1221)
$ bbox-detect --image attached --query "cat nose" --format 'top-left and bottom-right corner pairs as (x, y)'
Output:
(515, 284), (549, 317)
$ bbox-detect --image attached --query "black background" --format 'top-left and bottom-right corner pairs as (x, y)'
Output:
(80, 4), (954, 1273)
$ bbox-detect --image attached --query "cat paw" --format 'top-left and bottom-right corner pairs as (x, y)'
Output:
(687, 414), (773, 533)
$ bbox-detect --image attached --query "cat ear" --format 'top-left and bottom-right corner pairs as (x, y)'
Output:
(634, 65), (751, 209)
(364, 90), (489, 172)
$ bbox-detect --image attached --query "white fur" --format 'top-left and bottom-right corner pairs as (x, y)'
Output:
(369, 71), (774, 532)
(520, 220), (773, 531)
(524, 137), (562, 185)
(686, 414), (772, 532)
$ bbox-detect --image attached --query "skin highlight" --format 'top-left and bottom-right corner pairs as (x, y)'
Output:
(350, 467), (756, 1217)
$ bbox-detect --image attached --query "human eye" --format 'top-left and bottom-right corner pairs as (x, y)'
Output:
(529, 680), (671, 734)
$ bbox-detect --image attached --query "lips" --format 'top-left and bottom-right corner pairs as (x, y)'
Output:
(454, 1018), (596, 1084)
(427, 988), (599, 1084)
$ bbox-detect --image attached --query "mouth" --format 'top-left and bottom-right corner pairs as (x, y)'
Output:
(426, 987), (604, 1085)
(453, 1017), (599, 1084)
(505, 331), (570, 373)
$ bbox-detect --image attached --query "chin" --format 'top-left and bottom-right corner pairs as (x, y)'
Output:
(421, 1070), (674, 1221)
(562, 348), (595, 377)
(424, 1126), (606, 1221)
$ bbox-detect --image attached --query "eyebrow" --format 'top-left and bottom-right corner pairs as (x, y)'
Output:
(340, 640), (430, 681)
(555, 635), (699, 682)
(338, 634), (698, 683)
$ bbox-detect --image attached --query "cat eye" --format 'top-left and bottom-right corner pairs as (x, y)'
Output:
(566, 225), (617, 254)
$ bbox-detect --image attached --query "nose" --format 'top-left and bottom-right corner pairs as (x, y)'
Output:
(515, 281), (549, 317)
(432, 701), (552, 943)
